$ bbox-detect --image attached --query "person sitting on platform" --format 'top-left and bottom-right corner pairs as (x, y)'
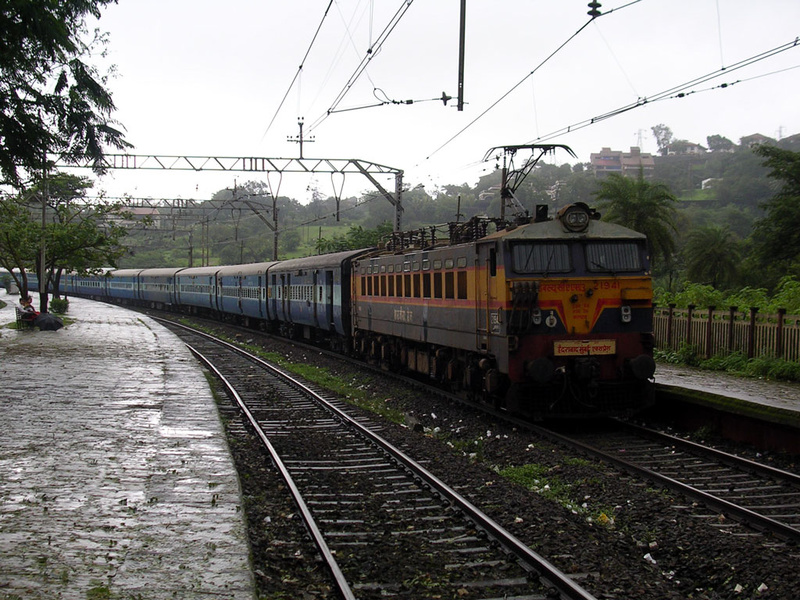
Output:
(20, 296), (39, 322)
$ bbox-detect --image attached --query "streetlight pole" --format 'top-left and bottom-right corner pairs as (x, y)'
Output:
(39, 160), (48, 313)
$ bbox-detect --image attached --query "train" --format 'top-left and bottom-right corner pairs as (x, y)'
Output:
(62, 200), (656, 420)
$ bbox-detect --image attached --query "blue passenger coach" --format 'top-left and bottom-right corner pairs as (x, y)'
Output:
(138, 268), (183, 307)
(105, 269), (143, 302)
(217, 262), (276, 323)
(176, 266), (220, 314)
(268, 249), (370, 343)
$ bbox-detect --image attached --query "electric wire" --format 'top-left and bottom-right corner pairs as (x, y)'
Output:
(522, 37), (800, 146)
(307, 0), (415, 134)
(260, 0), (335, 142)
(425, 0), (645, 161)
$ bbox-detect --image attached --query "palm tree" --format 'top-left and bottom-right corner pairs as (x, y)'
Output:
(593, 171), (678, 266)
(683, 225), (741, 288)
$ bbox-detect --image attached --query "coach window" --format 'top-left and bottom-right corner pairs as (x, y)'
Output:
(445, 271), (455, 299)
(413, 273), (421, 298)
(388, 274), (395, 296)
(388, 264), (394, 274)
(457, 271), (468, 299)
(380, 275), (386, 296)
(361, 275), (367, 296)
(367, 276), (373, 296)
(404, 273), (412, 298)
(423, 273), (431, 298)
(489, 248), (497, 277)
(412, 261), (420, 271)
(433, 259), (442, 269)
(373, 275), (379, 295)
(433, 272), (443, 298)
(422, 259), (430, 270)
(457, 257), (467, 268)
(396, 274), (403, 297)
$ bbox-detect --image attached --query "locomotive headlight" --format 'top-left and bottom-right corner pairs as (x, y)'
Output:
(561, 204), (590, 232)
(620, 305), (632, 323)
(532, 308), (542, 325)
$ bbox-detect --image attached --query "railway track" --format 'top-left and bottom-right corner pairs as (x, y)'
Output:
(548, 421), (800, 547)
(156, 318), (599, 600)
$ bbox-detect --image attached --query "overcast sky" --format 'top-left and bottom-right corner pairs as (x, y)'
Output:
(82, 0), (800, 204)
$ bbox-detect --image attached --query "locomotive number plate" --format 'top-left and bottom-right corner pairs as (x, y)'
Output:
(554, 339), (616, 356)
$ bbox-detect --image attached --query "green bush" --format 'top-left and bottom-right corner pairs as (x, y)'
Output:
(49, 297), (69, 314)
(658, 348), (800, 382)
(700, 351), (748, 373)
(743, 356), (800, 381)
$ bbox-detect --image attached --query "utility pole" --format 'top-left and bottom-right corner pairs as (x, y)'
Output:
(40, 166), (48, 312)
(287, 118), (315, 159)
(457, 0), (466, 111)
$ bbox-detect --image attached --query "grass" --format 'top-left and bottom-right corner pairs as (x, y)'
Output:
(183, 320), (407, 424)
(499, 462), (617, 528)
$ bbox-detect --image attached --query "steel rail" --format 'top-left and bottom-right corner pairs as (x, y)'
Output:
(619, 420), (800, 487)
(186, 343), (356, 600)
(541, 423), (800, 544)
(171, 321), (598, 600)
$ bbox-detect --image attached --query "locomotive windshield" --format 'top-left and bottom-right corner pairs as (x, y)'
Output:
(511, 243), (571, 274)
(585, 242), (643, 272)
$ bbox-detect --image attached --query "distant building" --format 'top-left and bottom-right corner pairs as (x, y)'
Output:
(740, 133), (775, 148)
(666, 141), (706, 155)
(589, 146), (655, 178)
(110, 206), (166, 229)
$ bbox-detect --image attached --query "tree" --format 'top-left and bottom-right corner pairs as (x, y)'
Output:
(706, 134), (735, 153)
(651, 124), (674, 157)
(315, 223), (392, 253)
(0, 195), (41, 297)
(683, 225), (741, 288)
(593, 171), (678, 266)
(0, 0), (130, 187)
(750, 145), (800, 271)
(2, 173), (135, 311)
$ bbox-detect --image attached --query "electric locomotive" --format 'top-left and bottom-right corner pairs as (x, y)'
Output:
(350, 201), (655, 419)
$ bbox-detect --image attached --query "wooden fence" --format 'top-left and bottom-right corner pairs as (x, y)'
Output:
(653, 305), (800, 362)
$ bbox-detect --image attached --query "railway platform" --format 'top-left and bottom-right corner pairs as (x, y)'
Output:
(655, 362), (800, 422)
(653, 362), (800, 453)
(0, 290), (254, 599)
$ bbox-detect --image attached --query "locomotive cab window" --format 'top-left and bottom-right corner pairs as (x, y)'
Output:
(585, 242), (642, 272)
(512, 243), (571, 274)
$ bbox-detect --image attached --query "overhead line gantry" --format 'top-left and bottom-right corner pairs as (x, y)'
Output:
(57, 152), (405, 235)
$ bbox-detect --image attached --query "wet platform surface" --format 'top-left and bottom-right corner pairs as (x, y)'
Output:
(656, 362), (800, 417)
(0, 291), (254, 599)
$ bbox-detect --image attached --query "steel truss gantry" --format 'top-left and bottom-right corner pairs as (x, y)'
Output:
(61, 153), (405, 232)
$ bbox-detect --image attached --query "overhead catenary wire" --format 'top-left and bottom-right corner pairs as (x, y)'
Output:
(307, 0), (416, 134)
(425, 0), (644, 161)
(522, 37), (800, 147)
(260, 0), (336, 142)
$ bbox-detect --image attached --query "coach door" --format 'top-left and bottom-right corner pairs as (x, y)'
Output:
(283, 273), (292, 323)
(259, 274), (265, 318)
(476, 242), (500, 352)
(325, 270), (334, 330)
